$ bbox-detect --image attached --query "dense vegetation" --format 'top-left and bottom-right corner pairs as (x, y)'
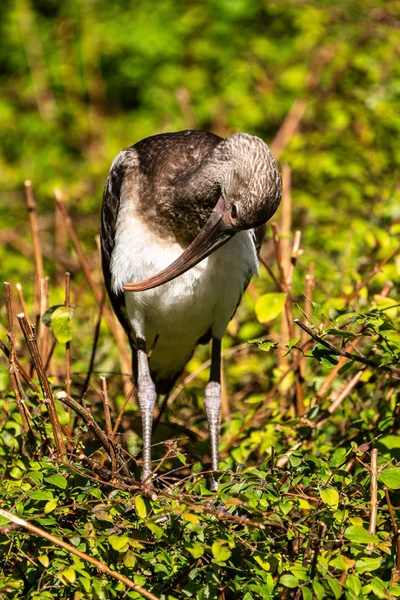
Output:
(0, 1), (400, 598)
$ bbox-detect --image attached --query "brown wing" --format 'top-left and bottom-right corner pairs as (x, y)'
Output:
(100, 148), (138, 345)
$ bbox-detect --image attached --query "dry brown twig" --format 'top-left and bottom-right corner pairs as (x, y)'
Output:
(3, 283), (31, 433)
(56, 391), (130, 478)
(100, 376), (117, 473)
(81, 286), (106, 399)
(17, 312), (66, 458)
(0, 508), (159, 600)
(368, 449), (379, 552)
(0, 339), (39, 394)
(25, 181), (44, 322)
(271, 214), (305, 415)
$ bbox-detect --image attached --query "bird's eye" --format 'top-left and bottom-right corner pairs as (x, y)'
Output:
(231, 204), (238, 219)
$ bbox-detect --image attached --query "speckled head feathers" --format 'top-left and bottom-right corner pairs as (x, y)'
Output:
(213, 133), (282, 229)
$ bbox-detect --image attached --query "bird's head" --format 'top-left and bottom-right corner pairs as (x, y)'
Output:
(124, 133), (282, 292)
(218, 133), (282, 231)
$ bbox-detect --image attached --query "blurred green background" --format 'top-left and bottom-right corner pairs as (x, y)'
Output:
(1, 0), (399, 238)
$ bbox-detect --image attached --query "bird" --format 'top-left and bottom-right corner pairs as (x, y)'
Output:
(100, 130), (282, 490)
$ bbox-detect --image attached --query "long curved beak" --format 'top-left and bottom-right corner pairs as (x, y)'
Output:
(123, 197), (235, 292)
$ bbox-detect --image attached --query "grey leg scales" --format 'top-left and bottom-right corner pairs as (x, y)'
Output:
(136, 338), (157, 483)
(204, 339), (222, 491)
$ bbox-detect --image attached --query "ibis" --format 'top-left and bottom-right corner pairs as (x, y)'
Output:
(100, 130), (282, 489)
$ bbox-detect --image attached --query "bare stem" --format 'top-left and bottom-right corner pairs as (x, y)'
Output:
(25, 181), (44, 322)
(368, 449), (379, 552)
(81, 287), (106, 398)
(100, 376), (117, 474)
(4, 283), (31, 432)
(17, 312), (66, 458)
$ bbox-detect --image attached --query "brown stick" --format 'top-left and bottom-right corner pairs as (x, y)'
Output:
(369, 449), (378, 535)
(55, 192), (132, 395)
(4, 283), (31, 432)
(15, 282), (31, 325)
(0, 340), (39, 394)
(25, 181), (44, 321)
(271, 221), (305, 415)
(39, 277), (50, 360)
(0, 508), (159, 600)
(56, 391), (130, 478)
(81, 287), (106, 399)
(64, 273), (72, 398)
(100, 377), (117, 473)
(17, 312), (66, 458)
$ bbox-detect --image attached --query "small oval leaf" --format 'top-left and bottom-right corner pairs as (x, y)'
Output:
(51, 306), (74, 343)
(255, 293), (286, 323)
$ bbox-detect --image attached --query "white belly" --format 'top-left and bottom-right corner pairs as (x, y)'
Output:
(111, 212), (258, 382)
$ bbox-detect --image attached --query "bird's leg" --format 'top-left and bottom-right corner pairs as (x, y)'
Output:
(135, 337), (157, 485)
(204, 338), (222, 492)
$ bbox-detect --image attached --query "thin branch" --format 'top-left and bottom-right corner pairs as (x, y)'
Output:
(25, 181), (44, 321)
(368, 449), (378, 537)
(81, 286), (106, 398)
(4, 283), (31, 432)
(17, 312), (66, 458)
(0, 508), (159, 600)
(64, 272), (72, 398)
(56, 391), (129, 478)
(100, 377), (117, 474)
(294, 319), (399, 374)
(0, 339), (39, 394)
(316, 369), (365, 429)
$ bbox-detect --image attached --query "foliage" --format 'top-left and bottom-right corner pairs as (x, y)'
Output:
(0, 0), (400, 599)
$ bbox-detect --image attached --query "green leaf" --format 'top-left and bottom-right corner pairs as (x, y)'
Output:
(109, 535), (130, 552)
(211, 540), (231, 564)
(280, 574), (299, 588)
(50, 305), (74, 343)
(124, 550), (137, 568)
(44, 500), (57, 513)
(30, 490), (54, 501)
(344, 525), (377, 545)
(288, 337), (300, 348)
(177, 451), (187, 465)
(370, 578), (387, 598)
(38, 555), (49, 568)
(312, 344), (339, 367)
(44, 474), (67, 489)
(302, 588), (312, 600)
(312, 580), (325, 599)
(146, 522), (164, 539)
(326, 576), (341, 599)
(378, 467), (400, 489)
(186, 541), (204, 559)
(326, 328), (358, 339)
(355, 556), (381, 573)
(388, 586), (400, 597)
(134, 495), (149, 519)
(320, 487), (339, 510)
(255, 293), (286, 323)
(345, 574), (362, 596)
(42, 305), (63, 327)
